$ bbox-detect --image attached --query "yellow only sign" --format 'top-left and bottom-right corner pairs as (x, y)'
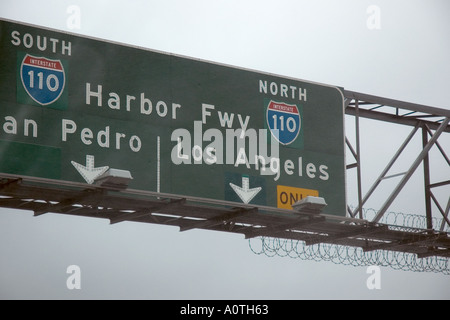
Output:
(277, 185), (319, 209)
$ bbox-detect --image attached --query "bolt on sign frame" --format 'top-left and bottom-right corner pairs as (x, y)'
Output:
(0, 19), (449, 261)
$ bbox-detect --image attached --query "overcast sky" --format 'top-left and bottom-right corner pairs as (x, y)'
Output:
(0, 0), (449, 300)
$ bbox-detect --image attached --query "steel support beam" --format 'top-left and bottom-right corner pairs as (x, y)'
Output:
(354, 100), (363, 220)
(344, 90), (450, 119)
(417, 248), (450, 259)
(0, 176), (449, 259)
(305, 224), (389, 246)
(351, 124), (419, 218)
(424, 124), (450, 165)
(422, 126), (433, 230)
(33, 189), (104, 216)
(372, 118), (450, 223)
(109, 198), (186, 224)
(363, 234), (442, 252)
(179, 207), (258, 232)
(439, 197), (450, 232)
(244, 216), (325, 239)
(345, 106), (450, 132)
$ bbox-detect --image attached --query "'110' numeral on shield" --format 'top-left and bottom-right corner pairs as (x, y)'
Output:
(27, 70), (60, 92)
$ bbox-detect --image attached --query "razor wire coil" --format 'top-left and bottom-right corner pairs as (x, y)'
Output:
(248, 208), (450, 275)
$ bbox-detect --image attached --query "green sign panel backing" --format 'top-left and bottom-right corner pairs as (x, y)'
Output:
(0, 19), (346, 215)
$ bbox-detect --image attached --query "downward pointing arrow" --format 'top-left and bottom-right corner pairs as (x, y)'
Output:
(71, 155), (109, 184)
(229, 175), (262, 204)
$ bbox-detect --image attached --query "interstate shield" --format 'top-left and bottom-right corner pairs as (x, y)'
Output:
(266, 100), (301, 146)
(20, 54), (65, 106)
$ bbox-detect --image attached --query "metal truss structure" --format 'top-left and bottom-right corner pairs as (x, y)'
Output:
(0, 90), (449, 266)
(344, 90), (450, 231)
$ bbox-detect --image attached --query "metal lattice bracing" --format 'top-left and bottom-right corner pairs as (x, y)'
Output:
(344, 90), (450, 232)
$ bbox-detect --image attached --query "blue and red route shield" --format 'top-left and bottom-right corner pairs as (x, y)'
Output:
(20, 54), (66, 106)
(266, 100), (301, 146)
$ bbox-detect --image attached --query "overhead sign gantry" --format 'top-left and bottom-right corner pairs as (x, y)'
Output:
(0, 19), (449, 265)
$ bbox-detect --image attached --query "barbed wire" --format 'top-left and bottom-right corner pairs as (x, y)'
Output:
(358, 207), (450, 232)
(248, 208), (450, 275)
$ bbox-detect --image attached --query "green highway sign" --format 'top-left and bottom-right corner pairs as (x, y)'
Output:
(0, 19), (346, 215)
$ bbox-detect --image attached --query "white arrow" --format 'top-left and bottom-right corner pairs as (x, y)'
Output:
(71, 155), (109, 184)
(229, 175), (262, 204)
